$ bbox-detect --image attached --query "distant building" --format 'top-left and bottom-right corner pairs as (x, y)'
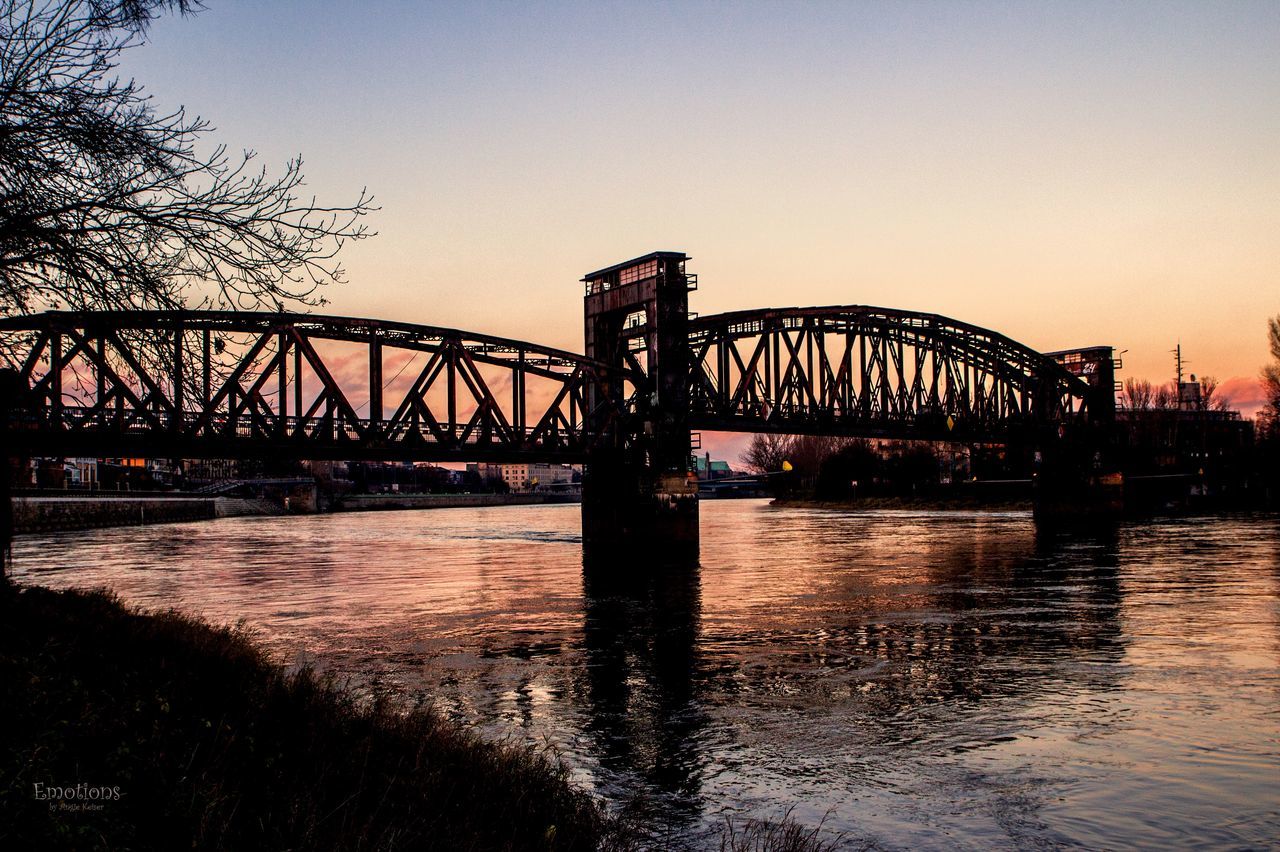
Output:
(502, 463), (575, 491)
(183, 458), (242, 484)
(304, 460), (349, 483)
(694, 453), (733, 481)
(1117, 408), (1253, 475)
(1178, 380), (1201, 409)
(68, 457), (98, 486)
(466, 462), (503, 486)
(467, 462), (576, 491)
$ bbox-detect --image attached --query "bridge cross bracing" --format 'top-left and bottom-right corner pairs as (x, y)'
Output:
(0, 262), (1105, 464)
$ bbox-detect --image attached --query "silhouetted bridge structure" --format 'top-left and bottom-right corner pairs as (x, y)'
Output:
(0, 252), (1116, 546)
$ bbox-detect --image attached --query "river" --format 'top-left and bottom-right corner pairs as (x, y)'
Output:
(11, 500), (1280, 849)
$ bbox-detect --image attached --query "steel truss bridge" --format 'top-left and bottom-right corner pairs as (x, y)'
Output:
(0, 304), (1103, 463)
(686, 306), (1099, 441)
(0, 311), (628, 462)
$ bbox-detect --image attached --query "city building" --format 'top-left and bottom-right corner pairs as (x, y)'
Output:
(694, 453), (733, 481)
(502, 462), (575, 491)
(466, 462), (577, 491)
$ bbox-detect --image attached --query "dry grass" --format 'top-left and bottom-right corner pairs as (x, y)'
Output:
(719, 809), (848, 852)
(0, 584), (841, 851)
(0, 585), (624, 851)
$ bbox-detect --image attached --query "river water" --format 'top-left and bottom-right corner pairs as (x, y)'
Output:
(12, 501), (1280, 849)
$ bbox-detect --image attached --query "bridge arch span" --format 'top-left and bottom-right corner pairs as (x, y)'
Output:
(684, 305), (1099, 441)
(0, 310), (639, 462)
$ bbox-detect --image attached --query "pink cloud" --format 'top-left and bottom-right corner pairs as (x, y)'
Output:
(1217, 376), (1267, 418)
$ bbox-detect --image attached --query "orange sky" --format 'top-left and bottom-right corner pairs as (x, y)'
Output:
(119, 1), (1277, 436)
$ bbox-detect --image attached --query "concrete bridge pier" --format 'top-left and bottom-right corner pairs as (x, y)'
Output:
(1031, 423), (1124, 517)
(581, 467), (699, 560)
(581, 252), (700, 557)
(1032, 347), (1123, 517)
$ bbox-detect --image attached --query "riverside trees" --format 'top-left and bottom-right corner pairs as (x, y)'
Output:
(740, 432), (947, 499)
(1259, 316), (1280, 497)
(1261, 315), (1280, 439)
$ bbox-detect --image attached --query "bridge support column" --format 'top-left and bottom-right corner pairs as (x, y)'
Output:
(1033, 442), (1125, 517)
(581, 461), (699, 560)
(581, 252), (699, 557)
(1033, 347), (1123, 518)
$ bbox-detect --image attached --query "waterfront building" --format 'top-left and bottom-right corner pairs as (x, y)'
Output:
(499, 463), (575, 491)
(694, 453), (733, 481)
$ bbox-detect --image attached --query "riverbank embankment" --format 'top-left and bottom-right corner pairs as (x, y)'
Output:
(773, 495), (1033, 511)
(11, 492), (580, 535)
(0, 584), (839, 852)
(334, 492), (579, 513)
(0, 585), (619, 851)
(11, 495), (281, 534)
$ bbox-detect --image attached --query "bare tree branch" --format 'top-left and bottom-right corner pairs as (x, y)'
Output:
(0, 0), (376, 316)
(1122, 378), (1154, 411)
(740, 433), (789, 474)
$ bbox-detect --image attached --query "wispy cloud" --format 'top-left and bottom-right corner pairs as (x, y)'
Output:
(1218, 376), (1266, 418)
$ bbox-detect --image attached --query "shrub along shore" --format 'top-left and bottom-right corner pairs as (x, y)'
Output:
(0, 585), (621, 851)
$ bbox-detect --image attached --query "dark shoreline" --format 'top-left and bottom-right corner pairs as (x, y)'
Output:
(0, 585), (839, 852)
(772, 492), (1275, 515)
(772, 496), (1033, 511)
(0, 585), (619, 851)
(10, 492), (580, 535)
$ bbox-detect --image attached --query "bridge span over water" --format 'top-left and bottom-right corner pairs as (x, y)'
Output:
(0, 252), (1116, 546)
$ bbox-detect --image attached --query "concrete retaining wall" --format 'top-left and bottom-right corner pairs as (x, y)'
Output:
(14, 496), (218, 534)
(12, 491), (579, 534)
(214, 497), (286, 518)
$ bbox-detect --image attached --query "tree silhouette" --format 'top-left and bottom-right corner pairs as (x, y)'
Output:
(0, 0), (375, 316)
(1122, 378), (1156, 411)
(1194, 375), (1231, 413)
(740, 432), (790, 474)
(1261, 315), (1280, 439)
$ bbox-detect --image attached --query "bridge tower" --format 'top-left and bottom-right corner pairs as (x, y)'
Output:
(1036, 346), (1123, 513)
(1047, 346), (1118, 424)
(581, 252), (698, 553)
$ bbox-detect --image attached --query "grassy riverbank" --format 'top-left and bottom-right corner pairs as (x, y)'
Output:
(0, 585), (841, 851)
(0, 585), (619, 851)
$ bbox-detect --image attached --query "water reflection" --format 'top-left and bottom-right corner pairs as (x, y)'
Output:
(581, 552), (705, 822)
(10, 503), (1279, 848)
(569, 511), (1136, 842)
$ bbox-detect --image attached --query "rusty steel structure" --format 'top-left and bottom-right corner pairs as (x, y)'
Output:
(679, 306), (1105, 441)
(582, 252), (700, 545)
(0, 280), (1106, 462)
(571, 256), (1105, 547)
(0, 252), (1115, 551)
(0, 311), (636, 462)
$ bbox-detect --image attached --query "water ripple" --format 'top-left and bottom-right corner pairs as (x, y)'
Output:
(12, 502), (1280, 848)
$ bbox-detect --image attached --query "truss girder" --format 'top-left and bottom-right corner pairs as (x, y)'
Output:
(685, 306), (1091, 440)
(0, 311), (636, 462)
(0, 304), (1095, 459)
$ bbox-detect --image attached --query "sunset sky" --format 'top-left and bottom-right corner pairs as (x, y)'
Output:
(122, 0), (1278, 439)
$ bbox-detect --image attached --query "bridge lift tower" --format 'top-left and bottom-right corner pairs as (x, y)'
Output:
(581, 251), (698, 553)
